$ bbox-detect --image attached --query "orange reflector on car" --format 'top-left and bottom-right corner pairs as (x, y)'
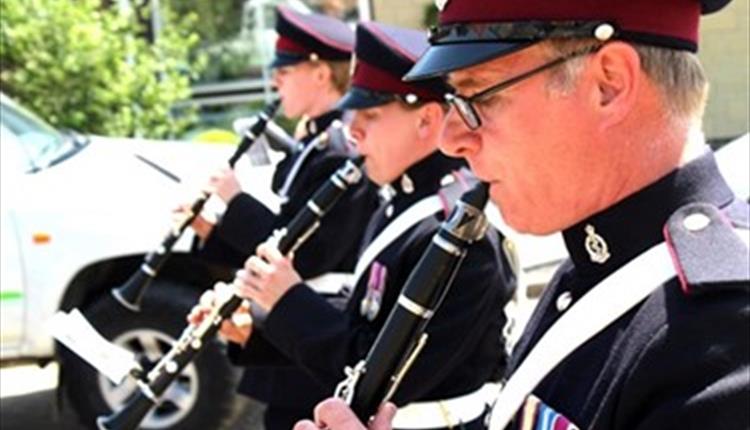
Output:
(32, 232), (51, 244)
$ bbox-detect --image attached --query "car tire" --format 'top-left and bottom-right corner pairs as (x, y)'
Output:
(59, 280), (240, 430)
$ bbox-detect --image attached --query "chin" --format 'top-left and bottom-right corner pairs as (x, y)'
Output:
(491, 187), (558, 235)
(364, 164), (383, 185)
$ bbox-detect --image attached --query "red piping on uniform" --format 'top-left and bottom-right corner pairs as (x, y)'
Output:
(453, 169), (469, 191)
(663, 223), (690, 294)
(437, 190), (451, 218)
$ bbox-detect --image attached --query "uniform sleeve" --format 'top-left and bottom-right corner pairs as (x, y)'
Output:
(391, 236), (514, 403)
(198, 151), (375, 275)
(198, 192), (277, 267)
(283, 154), (377, 279)
(226, 332), (293, 367)
(615, 288), (750, 430)
(261, 229), (515, 404)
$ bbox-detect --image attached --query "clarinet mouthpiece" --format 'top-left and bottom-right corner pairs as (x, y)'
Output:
(461, 181), (489, 210)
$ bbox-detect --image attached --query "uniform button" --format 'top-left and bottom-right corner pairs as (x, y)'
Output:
(556, 291), (573, 312)
(683, 212), (711, 232)
(385, 205), (394, 218)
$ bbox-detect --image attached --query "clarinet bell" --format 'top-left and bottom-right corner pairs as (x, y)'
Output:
(96, 391), (157, 430)
(111, 269), (154, 312)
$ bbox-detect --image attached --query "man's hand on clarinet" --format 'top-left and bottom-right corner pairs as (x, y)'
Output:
(172, 203), (215, 240)
(186, 284), (253, 345)
(235, 241), (302, 312)
(206, 167), (242, 203)
(293, 398), (397, 430)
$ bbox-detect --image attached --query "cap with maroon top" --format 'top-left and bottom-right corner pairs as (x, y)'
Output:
(337, 22), (450, 110)
(405, 0), (733, 80)
(271, 5), (354, 68)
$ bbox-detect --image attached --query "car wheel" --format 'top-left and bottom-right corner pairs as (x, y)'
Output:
(59, 280), (240, 430)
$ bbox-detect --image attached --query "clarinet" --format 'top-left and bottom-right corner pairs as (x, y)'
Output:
(111, 100), (281, 312)
(334, 182), (490, 421)
(97, 157), (365, 430)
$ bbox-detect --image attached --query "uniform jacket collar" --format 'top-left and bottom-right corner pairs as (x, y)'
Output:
(562, 150), (736, 277)
(303, 109), (342, 139)
(380, 152), (466, 203)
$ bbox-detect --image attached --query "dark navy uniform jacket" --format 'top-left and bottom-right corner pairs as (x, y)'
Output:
(198, 110), (377, 430)
(507, 152), (750, 430)
(230, 152), (517, 429)
(199, 110), (378, 279)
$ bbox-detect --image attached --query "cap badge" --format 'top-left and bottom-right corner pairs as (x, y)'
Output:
(584, 224), (610, 264)
(435, 0), (450, 12)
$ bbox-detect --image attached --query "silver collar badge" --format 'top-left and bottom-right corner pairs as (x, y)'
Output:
(584, 224), (610, 264)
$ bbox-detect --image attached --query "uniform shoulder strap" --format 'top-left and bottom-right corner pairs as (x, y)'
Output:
(665, 202), (750, 295)
(436, 168), (476, 216)
(325, 120), (358, 157)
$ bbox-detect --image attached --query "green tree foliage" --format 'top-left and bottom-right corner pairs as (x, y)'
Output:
(423, 3), (438, 29)
(167, 0), (261, 82)
(0, 0), (204, 138)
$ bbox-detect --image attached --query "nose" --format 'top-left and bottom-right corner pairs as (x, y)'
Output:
(271, 70), (282, 89)
(439, 107), (481, 158)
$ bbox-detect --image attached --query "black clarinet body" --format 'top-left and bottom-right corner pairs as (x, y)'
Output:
(97, 157), (365, 430)
(111, 100), (281, 311)
(335, 182), (490, 422)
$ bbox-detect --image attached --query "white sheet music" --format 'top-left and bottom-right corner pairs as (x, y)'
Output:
(49, 309), (140, 385)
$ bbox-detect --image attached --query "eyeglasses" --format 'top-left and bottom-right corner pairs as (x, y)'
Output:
(445, 47), (599, 130)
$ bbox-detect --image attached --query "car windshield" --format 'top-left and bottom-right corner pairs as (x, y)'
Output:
(0, 97), (88, 172)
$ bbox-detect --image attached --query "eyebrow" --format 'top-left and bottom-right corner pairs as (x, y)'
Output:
(448, 58), (518, 92)
(448, 75), (488, 92)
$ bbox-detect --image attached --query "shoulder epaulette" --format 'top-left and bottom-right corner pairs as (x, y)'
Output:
(664, 202), (750, 295)
(323, 120), (358, 157)
(437, 167), (475, 217)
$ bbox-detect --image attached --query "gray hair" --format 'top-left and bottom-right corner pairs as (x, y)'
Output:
(543, 39), (709, 120)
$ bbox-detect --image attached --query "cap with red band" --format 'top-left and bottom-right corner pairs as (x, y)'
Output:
(405, 0), (733, 81)
(337, 22), (450, 110)
(271, 6), (354, 68)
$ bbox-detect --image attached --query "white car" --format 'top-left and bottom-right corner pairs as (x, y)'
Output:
(0, 92), (275, 429)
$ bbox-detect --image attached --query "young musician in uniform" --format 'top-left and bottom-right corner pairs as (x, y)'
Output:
(297, 1), (750, 429)
(179, 6), (378, 430)
(182, 5), (377, 279)
(195, 22), (517, 430)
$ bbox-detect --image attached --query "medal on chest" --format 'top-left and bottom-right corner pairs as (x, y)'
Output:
(517, 395), (580, 430)
(360, 261), (387, 321)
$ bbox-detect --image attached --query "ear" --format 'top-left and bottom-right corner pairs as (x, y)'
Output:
(415, 102), (445, 141)
(589, 42), (641, 128)
(314, 62), (333, 87)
